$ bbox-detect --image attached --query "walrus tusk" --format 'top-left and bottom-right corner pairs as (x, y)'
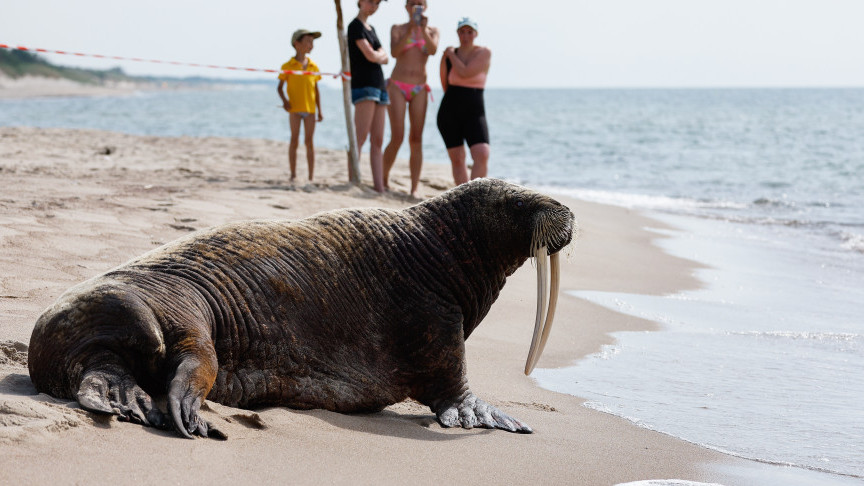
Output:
(531, 252), (559, 372)
(525, 250), (560, 374)
(525, 246), (551, 375)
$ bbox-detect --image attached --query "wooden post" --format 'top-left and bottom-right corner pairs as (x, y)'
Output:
(335, 0), (361, 185)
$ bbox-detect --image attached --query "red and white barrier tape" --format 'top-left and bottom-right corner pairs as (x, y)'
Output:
(0, 43), (350, 80)
(280, 69), (350, 80)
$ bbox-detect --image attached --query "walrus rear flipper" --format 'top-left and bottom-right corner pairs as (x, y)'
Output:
(76, 357), (171, 430)
(30, 283), (197, 435)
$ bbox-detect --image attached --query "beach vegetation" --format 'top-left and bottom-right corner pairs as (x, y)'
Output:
(0, 49), (270, 86)
(0, 49), (130, 84)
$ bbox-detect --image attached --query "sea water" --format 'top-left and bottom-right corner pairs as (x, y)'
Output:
(2, 86), (863, 481)
(534, 213), (864, 480)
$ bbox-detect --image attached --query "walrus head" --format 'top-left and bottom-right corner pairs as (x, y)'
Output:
(525, 193), (574, 376)
(422, 179), (575, 376)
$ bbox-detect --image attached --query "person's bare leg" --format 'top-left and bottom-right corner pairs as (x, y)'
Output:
(353, 100), (376, 183)
(369, 104), (387, 193)
(407, 91), (428, 198)
(303, 115), (316, 181)
(383, 83), (406, 190)
(448, 146), (469, 185)
(288, 113), (302, 181)
(469, 143), (490, 180)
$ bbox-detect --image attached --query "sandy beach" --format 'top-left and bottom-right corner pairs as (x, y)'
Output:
(1, 124), (813, 485)
(0, 71), (148, 99)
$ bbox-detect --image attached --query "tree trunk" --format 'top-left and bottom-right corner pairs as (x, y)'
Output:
(334, 0), (361, 185)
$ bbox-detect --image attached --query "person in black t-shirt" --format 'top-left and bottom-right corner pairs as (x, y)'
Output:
(348, 0), (390, 193)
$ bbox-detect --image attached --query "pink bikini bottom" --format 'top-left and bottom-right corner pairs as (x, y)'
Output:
(389, 78), (432, 102)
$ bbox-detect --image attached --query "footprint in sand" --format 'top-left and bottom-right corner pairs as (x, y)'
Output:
(507, 401), (558, 413)
(0, 367), (93, 444)
(0, 341), (28, 367)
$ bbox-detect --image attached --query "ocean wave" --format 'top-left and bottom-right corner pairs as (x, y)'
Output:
(592, 344), (621, 360)
(536, 187), (839, 228)
(583, 401), (656, 430)
(840, 231), (864, 253)
(537, 185), (864, 258)
(728, 331), (861, 341)
(725, 215), (810, 227)
(727, 331), (863, 353)
(752, 197), (796, 208)
(537, 187), (747, 212)
(749, 197), (838, 210)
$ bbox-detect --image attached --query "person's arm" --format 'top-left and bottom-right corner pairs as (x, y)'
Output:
(447, 47), (491, 78)
(421, 24), (439, 56)
(439, 50), (450, 92)
(277, 79), (290, 112)
(356, 38), (389, 64)
(315, 83), (323, 122)
(390, 24), (412, 56)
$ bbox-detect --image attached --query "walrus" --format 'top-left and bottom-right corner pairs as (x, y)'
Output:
(28, 178), (574, 438)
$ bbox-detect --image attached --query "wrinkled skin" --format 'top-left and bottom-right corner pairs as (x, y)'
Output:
(28, 179), (574, 438)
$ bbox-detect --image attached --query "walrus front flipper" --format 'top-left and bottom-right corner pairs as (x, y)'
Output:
(77, 363), (169, 429)
(167, 355), (226, 440)
(431, 391), (533, 434)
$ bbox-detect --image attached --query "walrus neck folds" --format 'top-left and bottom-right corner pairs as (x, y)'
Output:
(407, 203), (517, 340)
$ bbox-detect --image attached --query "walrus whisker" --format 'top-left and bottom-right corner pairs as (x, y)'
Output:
(525, 245), (550, 375)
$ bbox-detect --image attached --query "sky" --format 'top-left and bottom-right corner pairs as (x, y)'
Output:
(2, 0), (863, 89)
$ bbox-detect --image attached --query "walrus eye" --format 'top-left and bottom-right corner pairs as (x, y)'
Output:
(514, 199), (524, 208)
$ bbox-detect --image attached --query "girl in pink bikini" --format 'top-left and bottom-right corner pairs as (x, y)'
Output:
(382, 0), (439, 198)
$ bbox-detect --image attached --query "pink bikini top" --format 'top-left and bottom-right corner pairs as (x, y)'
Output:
(401, 28), (427, 54)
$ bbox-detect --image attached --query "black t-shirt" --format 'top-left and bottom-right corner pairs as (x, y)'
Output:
(347, 18), (385, 90)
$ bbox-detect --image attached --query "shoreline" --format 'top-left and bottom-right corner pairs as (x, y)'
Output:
(0, 126), (820, 484)
(555, 207), (864, 483)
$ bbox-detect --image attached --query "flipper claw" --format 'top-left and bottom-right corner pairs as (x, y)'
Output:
(433, 391), (532, 434)
(167, 360), (226, 440)
(77, 369), (170, 429)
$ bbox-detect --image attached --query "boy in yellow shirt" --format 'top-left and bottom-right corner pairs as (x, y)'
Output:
(277, 29), (324, 182)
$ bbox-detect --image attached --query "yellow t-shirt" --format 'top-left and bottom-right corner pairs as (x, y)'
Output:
(278, 57), (322, 114)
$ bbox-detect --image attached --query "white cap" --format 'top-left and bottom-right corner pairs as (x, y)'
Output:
(457, 17), (478, 32)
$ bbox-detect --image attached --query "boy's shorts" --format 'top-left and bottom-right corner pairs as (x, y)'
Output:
(351, 87), (390, 105)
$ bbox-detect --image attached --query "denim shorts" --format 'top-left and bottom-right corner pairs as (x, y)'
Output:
(351, 87), (390, 105)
